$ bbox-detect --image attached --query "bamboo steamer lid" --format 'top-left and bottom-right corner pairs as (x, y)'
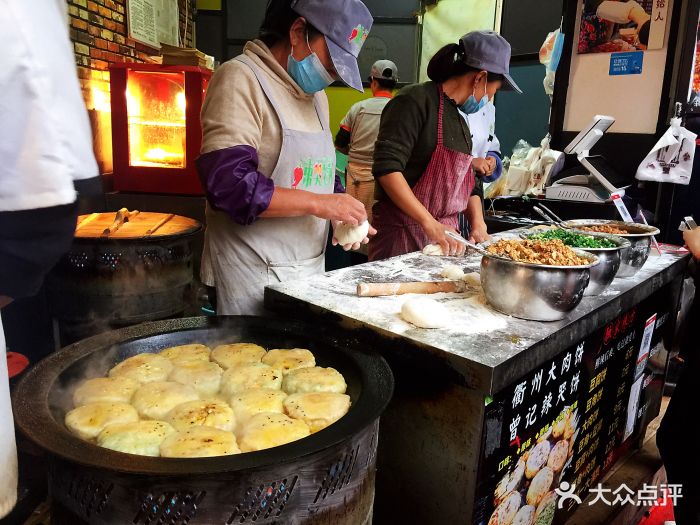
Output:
(75, 209), (200, 240)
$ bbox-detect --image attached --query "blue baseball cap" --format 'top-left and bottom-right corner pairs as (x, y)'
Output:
(291, 0), (373, 92)
(459, 31), (522, 94)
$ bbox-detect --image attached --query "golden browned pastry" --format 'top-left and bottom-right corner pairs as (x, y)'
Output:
(65, 402), (139, 440)
(160, 427), (240, 458)
(72, 376), (140, 406)
(237, 413), (310, 452)
(526, 441), (551, 479)
(488, 491), (522, 525)
(131, 381), (199, 420)
(283, 393), (351, 433)
(512, 505), (536, 525)
(229, 389), (288, 426)
(211, 343), (266, 370)
(537, 425), (553, 443)
(169, 360), (223, 397)
(158, 344), (211, 365)
(108, 353), (173, 384)
(220, 363), (283, 397)
(282, 366), (347, 394)
(546, 440), (569, 473)
(261, 349), (315, 375)
(494, 458), (525, 506)
(166, 399), (235, 432)
(534, 492), (557, 525)
(97, 420), (176, 456)
(564, 409), (578, 440)
(526, 467), (554, 506)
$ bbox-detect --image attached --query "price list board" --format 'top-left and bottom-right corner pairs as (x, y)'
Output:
(472, 289), (674, 525)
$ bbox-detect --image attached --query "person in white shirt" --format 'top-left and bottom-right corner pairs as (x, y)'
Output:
(0, 0), (100, 517)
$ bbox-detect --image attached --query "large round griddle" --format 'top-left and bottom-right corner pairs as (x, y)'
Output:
(14, 316), (392, 475)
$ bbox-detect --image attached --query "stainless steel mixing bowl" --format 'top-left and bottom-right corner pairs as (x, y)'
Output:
(480, 248), (599, 321)
(522, 230), (631, 296)
(561, 220), (660, 278)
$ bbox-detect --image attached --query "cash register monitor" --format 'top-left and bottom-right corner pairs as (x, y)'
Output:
(546, 115), (626, 202)
(564, 115), (615, 156)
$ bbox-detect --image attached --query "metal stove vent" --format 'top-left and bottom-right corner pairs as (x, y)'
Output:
(133, 491), (206, 525)
(314, 445), (359, 503)
(227, 476), (298, 524)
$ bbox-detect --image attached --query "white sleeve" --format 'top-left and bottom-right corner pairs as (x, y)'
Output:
(596, 1), (634, 23)
(0, 0), (98, 212)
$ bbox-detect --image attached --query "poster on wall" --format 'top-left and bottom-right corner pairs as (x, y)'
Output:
(419, 0), (500, 82)
(471, 289), (672, 525)
(128, 0), (179, 49)
(578, 0), (668, 54)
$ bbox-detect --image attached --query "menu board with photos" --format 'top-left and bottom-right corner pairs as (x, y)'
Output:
(472, 289), (674, 525)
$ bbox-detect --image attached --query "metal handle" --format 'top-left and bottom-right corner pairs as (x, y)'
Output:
(538, 204), (564, 224)
(444, 231), (489, 256)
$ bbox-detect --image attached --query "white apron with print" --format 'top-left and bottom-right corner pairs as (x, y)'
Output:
(204, 56), (335, 315)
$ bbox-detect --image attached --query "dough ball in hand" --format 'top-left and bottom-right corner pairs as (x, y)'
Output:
(401, 298), (451, 329)
(422, 244), (445, 256)
(334, 220), (370, 246)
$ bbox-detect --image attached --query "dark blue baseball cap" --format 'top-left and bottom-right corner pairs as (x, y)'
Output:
(291, 0), (373, 92)
(460, 30), (522, 94)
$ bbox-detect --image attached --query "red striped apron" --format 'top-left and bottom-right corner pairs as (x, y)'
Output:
(368, 84), (475, 261)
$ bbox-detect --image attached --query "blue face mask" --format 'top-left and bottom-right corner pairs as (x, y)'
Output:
(460, 80), (489, 114)
(287, 37), (335, 94)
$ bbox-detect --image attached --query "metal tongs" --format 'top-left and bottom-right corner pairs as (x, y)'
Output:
(444, 230), (489, 256)
(532, 204), (568, 228)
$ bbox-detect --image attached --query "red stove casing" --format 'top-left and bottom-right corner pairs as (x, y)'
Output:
(109, 63), (211, 195)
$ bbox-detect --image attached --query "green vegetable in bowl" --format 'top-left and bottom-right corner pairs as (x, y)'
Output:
(527, 228), (617, 249)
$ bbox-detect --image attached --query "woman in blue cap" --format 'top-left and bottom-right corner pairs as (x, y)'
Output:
(198, 0), (375, 315)
(369, 31), (521, 260)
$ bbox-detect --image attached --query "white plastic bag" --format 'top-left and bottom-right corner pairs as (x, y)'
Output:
(636, 118), (697, 185)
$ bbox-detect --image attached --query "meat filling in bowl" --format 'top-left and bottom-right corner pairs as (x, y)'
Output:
(486, 240), (590, 266)
(578, 225), (628, 235)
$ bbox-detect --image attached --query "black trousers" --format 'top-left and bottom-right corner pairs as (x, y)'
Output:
(657, 351), (700, 525)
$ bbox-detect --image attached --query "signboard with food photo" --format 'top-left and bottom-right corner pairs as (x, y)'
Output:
(578, 0), (669, 54)
(471, 289), (674, 525)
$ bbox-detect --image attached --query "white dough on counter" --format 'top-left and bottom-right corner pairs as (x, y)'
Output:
(334, 220), (369, 245)
(400, 298), (450, 329)
(422, 244), (445, 256)
(440, 265), (465, 280)
(462, 272), (481, 287)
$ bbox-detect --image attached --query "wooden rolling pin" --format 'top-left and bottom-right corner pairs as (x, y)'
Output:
(357, 281), (466, 297)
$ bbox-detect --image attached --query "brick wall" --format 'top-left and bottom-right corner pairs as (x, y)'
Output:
(65, 0), (195, 173)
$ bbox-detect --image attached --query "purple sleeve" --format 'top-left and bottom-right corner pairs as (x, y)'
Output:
(334, 174), (345, 194)
(196, 145), (275, 226)
(481, 152), (503, 183)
